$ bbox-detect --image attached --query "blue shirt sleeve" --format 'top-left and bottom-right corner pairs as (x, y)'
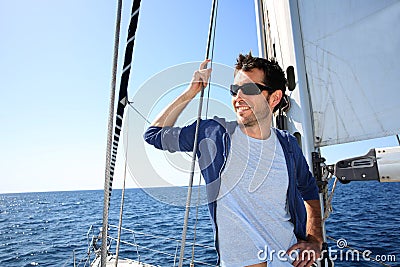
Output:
(143, 121), (199, 152)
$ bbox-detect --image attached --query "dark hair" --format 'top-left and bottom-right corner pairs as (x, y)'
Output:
(235, 52), (287, 112)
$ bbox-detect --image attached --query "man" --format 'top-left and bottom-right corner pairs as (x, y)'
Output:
(144, 53), (322, 267)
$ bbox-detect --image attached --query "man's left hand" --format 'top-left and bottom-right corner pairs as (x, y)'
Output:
(286, 238), (322, 267)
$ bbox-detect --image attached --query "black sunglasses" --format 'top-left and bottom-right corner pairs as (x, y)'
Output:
(230, 83), (274, 96)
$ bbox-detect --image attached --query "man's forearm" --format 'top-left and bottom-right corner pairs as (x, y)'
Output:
(304, 199), (323, 243)
(151, 90), (196, 127)
(288, 199), (323, 267)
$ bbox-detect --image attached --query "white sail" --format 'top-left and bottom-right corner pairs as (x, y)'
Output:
(260, 0), (400, 148)
(299, 0), (400, 147)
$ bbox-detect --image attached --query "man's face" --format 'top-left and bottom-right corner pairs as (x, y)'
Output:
(232, 68), (272, 127)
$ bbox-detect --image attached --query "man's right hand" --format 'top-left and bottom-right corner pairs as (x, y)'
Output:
(185, 59), (212, 98)
(150, 59), (212, 127)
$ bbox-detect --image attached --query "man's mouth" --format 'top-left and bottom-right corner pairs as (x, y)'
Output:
(236, 106), (251, 111)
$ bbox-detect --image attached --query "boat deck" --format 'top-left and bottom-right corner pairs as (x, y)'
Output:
(90, 255), (157, 267)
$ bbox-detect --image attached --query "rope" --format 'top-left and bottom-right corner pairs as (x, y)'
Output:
(101, 0), (124, 264)
(178, 1), (219, 266)
(322, 177), (338, 222)
(326, 236), (393, 267)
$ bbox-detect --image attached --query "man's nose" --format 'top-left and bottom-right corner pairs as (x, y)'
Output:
(235, 89), (245, 98)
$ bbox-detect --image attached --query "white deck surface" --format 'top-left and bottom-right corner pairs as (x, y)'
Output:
(91, 255), (157, 267)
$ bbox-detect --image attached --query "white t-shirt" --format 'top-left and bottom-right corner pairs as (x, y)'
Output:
(217, 126), (296, 267)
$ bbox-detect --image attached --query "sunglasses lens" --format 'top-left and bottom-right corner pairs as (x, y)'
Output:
(242, 84), (261, 95)
(230, 84), (239, 96)
(230, 83), (261, 96)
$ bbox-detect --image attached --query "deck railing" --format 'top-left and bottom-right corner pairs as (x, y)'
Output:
(107, 224), (215, 266)
(72, 224), (215, 267)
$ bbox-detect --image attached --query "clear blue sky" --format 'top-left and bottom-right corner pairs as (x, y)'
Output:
(0, 0), (397, 194)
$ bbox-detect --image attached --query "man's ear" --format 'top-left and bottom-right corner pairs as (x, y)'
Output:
(268, 90), (283, 110)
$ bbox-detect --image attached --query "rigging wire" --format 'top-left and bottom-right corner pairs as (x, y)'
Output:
(128, 101), (151, 124)
(190, 0), (219, 265)
(204, 0), (218, 119)
(127, 101), (193, 159)
(101, 0), (124, 264)
(178, 0), (219, 266)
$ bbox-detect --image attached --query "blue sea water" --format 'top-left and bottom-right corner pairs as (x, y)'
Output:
(0, 182), (399, 267)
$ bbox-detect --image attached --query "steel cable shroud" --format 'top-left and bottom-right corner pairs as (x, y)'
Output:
(177, 0), (219, 266)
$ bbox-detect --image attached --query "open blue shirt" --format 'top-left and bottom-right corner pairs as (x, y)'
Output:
(144, 117), (319, 263)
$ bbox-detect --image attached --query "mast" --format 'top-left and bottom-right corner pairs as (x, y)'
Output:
(254, 0), (267, 59)
(288, 1), (332, 265)
(287, 1), (315, 170)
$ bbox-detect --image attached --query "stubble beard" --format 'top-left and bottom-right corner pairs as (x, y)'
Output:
(238, 109), (270, 128)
